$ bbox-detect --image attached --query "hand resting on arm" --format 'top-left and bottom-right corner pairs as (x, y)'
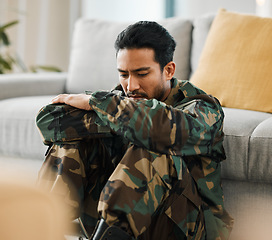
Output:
(51, 94), (92, 111)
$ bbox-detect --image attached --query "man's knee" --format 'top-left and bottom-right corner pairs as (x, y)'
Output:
(36, 103), (111, 143)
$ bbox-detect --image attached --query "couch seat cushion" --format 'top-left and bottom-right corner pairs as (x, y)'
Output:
(0, 96), (52, 160)
(221, 107), (271, 180)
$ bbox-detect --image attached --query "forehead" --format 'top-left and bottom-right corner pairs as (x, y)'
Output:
(116, 48), (158, 69)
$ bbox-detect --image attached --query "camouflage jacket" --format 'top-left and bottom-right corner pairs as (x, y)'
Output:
(36, 78), (233, 239)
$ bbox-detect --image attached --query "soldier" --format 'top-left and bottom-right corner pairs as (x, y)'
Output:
(36, 21), (233, 240)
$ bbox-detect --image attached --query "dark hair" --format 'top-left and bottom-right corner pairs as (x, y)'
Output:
(115, 21), (176, 71)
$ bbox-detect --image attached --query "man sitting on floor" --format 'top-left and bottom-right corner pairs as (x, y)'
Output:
(36, 21), (233, 240)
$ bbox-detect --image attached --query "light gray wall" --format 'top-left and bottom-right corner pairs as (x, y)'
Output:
(256, 0), (272, 17)
(81, 0), (259, 21)
(81, 0), (165, 22)
(175, 0), (256, 18)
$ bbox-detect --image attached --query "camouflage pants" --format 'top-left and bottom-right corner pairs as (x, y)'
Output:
(38, 139), (206, 240)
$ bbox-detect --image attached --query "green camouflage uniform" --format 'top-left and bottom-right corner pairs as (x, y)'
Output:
(36, 78), (233, 239)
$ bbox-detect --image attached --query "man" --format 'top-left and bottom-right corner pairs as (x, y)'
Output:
(37, 21), (233, 240)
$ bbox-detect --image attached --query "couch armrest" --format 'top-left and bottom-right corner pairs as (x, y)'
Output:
(0, 72), (67, 100)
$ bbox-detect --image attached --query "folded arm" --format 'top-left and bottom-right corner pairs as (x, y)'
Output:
(88, 91), (225, 158)
(38, 90), (225, 159)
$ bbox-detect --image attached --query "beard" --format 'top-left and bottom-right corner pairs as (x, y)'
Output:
(126, 85), (166, 101)
(152, 81), (169, 101)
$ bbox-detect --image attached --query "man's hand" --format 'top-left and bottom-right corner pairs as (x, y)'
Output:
(51, 94), (92, 111)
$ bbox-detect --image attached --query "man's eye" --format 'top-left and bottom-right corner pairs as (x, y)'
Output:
(120, 74), (128, 78)
(138, 73), (148, 77)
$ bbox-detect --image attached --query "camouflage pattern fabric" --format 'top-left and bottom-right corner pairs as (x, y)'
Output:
(36, 78), (234, 239)
(38, 137), (126, 234)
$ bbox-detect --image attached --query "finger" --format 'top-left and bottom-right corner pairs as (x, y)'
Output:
(51, 94), (68, 104)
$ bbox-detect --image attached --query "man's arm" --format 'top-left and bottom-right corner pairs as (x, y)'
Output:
(48, 91), (224, 159)
(87, 91), (225, 159)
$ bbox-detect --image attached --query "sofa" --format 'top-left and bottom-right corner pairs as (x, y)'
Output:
(1, 9), (272, 240)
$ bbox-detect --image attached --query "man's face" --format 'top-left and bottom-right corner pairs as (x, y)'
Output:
(117, 48), (173, 101)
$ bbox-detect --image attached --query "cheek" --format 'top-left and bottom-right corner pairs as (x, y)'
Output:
(148, 77), (163, 91)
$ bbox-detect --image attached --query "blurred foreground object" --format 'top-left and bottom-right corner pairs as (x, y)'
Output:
(0, 178), (69, 240)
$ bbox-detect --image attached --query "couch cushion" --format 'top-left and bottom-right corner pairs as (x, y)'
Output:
(221, 107), (271, 181)
(190, 9), (272, 113)
(248, 117), (272, 182)
(0, 73), (67, 100)
(67, 17), (193, 93)
(0, 96), (52, 160)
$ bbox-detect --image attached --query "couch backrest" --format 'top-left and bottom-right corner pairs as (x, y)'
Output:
(190, 13), (214, 75)
(66, 17), (194, 93)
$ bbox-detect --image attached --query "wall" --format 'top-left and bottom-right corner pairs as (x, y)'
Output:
(175, 0), (256, 18)
(256, 0), (272, 17)
(81, 0), (165, 22)
(0, 0), (80, 72)
(81, 1), (261, 22)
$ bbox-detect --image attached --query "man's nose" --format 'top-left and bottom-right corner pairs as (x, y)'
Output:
(127, 76), (140, 92)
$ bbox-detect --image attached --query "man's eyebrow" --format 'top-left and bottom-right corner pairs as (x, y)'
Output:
(117, 67), (150, 73)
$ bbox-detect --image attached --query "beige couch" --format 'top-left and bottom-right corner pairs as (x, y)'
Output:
(0, 12), (272, 239)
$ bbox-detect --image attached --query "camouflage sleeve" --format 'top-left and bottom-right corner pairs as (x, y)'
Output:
(89, 91), (225, 159)
(36, 103), (112, 145)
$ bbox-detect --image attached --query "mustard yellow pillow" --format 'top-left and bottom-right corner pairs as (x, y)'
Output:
(190, 9), (272, 113)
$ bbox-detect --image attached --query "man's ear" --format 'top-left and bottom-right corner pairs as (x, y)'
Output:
(164, 61), (176, 80)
